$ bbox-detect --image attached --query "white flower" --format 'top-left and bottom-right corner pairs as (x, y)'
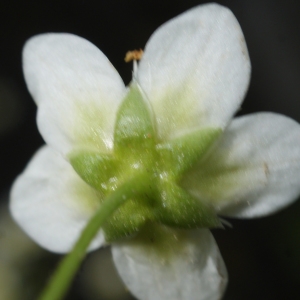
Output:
(10, 3), (300, 300)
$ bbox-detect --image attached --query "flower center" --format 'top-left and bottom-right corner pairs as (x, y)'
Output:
(69, 83), (222, 242)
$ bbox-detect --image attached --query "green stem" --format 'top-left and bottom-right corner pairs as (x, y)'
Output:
(38, 173), (149, 300)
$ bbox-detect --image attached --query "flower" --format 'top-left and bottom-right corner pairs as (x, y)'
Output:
(10, 3), (300, 300)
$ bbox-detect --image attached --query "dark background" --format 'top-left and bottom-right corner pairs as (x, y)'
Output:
(1, 0), (300, 299)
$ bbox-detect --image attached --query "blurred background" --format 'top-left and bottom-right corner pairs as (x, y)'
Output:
(1, 0), (300, 299)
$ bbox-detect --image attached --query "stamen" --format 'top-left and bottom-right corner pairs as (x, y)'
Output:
(124, 49), (144, 62)
(124, 49), (144, 81)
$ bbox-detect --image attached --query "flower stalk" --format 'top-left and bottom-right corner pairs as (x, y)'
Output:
(38, 172), (150, 300)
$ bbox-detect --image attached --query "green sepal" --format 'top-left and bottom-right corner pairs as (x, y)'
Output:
(154, 181), (221, 229)
(103, 196), (155, 242)
(157, 128), (222, 179)
(156, 128), (222, 180)
(68, 151), (116, 192)
(114, 83), (156, 155)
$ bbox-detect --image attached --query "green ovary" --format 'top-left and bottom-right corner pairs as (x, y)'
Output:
(69, 83), (222, 242)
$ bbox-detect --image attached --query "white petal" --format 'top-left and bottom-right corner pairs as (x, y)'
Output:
(112, 226), (227, 300)
(23, 33), (126, 155)
(137, 3), (250, 140)
(10, 146), (104, 253)
(182, 113), (300, 218)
